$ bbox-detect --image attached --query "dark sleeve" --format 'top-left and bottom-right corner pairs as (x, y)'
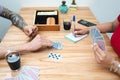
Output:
(0, 6), (27, 29)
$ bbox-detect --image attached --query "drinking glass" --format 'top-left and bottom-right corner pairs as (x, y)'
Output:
(5, 51), (21, 71)
(63, 19), (71, 30)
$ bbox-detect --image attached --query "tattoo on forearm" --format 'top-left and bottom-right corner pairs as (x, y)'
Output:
(0, 7), (27, 29)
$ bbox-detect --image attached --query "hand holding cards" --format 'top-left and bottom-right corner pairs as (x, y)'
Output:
(89, 28), (106, 51)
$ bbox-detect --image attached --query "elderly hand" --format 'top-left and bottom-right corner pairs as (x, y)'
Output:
(24, 35), (53, 51)
(23, 25), (38, 37)
(93, 43), (115, 68)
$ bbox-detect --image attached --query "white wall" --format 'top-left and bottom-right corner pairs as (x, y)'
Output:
(20, 0), (92, 7)
(0, 0), (120, 41)
(90, 0), (120, 23)
(0, 0), (21, 41)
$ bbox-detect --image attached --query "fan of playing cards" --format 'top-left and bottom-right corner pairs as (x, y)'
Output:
(5, 66), (40, 80)
(89, 28), (106, 51)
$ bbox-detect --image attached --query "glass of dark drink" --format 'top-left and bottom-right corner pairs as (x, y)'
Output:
(63, 19), (71, 30)
(5, 51), (21, 71)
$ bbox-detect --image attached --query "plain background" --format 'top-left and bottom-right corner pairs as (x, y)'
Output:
(0, 0), (120, 41)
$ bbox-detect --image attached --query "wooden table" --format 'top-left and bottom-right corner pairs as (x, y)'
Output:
(0, 7), (119, 80)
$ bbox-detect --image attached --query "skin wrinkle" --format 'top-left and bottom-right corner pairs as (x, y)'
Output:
(0, 7), (27, 29)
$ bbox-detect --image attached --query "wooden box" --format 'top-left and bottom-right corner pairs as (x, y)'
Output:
(34, 10), (60, 31)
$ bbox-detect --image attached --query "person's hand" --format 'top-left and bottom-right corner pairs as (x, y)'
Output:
(24, 34), (53, 51)
(93, 43), (115, 68)
(73, 27), (89, 36)
(23, 25), (38, 37)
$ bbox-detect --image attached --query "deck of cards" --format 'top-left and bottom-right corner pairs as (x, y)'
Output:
(90, 28), (106, 51)
(5, 66), (40, 80)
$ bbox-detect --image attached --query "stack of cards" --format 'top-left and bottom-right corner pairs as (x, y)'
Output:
(5, 66), (40, 80)
(52, 41), (62, 50)
(90, 28), (106, 51)
(48, 52), (61, 61)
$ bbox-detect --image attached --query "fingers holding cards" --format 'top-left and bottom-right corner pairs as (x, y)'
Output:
(52, 41), (62, 50)
(90, 28), (106, 51)
(95, 40), (106, 51)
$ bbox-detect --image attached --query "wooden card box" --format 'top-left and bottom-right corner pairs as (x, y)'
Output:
(34, 10), (60, 31)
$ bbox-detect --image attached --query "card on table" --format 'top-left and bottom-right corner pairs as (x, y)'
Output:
(48, 52), (61, 61)
(89, 28), (106, 51)
(64, 33), (88, 43)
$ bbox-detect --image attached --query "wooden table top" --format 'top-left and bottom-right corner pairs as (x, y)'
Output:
(0, 7), (119, 80)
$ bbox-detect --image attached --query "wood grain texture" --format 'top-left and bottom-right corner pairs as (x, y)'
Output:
(0, 7), (119, 80)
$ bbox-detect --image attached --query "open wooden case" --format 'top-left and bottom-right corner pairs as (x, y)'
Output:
(34, 10), (60, 31)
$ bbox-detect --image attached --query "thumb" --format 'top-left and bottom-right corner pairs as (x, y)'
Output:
(29, 28), (33, 35)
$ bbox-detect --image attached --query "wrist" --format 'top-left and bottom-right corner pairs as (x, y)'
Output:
(22, 43), (30, 52)
(22, 24), (28, 30)
(109, 60), (120, 73)
(87, 27), (91, 33)
(109, 60), (116, 71)
(109, 59), (115, 68)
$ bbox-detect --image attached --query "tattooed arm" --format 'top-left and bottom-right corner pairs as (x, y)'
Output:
(0, 6), (27, 29)
(0, 5), (38, 37)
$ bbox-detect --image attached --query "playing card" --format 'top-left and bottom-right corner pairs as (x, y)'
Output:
(21, 66), (39, 80)
(90, 28), (106, 51)
(15, 74), (21, 80)
(21, 74), (33, 80)
(5, 66), (40, 80)
(19, 74), (25, 80)
(5, 78), (14, 80)
(95, 40), (106, 51)
(94, 28), (101, 38)
(94, 36), (104, 42)
(48, 52), (61, 61)
(52, 41), (62, 50)
(22, 66), (40, 74)
(90, 28), (96, 43)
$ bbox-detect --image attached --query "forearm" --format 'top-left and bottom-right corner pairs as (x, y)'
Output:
(96, 22), (114, 33)
(0, 44), (29, 59)
(0, 7), (27, 29)
(83, 22), (113, 34)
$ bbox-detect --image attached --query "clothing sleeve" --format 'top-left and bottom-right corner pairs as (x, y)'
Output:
(0, 6), (27, 29)
(117, 14), (120, 22)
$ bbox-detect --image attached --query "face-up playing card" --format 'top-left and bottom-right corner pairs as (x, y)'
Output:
(90, 28), (106, 51)
(48, 52), (61, 61)
(52, 41), (62, 50)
